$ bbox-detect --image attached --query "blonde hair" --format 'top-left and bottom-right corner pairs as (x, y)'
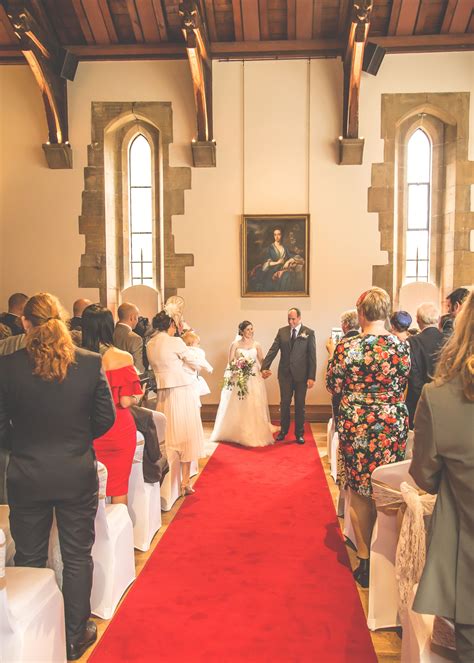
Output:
(434, 291), (474, 401)
(341, 309), (359, 331)
(182, 330), (200, 346)
(356, 287), (391, 322)
(24, 293), (75, 382)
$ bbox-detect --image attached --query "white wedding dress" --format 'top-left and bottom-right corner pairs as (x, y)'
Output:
(211, 346), (276, 447)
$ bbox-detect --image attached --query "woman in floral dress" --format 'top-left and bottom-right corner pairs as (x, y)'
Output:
(326, 287), (410, 587)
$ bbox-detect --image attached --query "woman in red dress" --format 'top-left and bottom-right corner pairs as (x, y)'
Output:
(82, 304), (143, 504)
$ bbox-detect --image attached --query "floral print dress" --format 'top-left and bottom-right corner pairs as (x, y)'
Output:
(326, 334), (410, 497)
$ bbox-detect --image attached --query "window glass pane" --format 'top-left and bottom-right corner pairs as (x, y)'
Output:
(142, 278), (153, 287)
(131, 262), (142, 279)
(406, 230), (429, 260)
(417, 261), (428, 279)
(130, 188), (152, 233)
(407, 184), (429, 229)
(130, 135), (152, 187)
(405, 260), (417, 278)
(407, 129), (430, 183)
(131, 233), (153, 262)
(141, 263), (153, 279)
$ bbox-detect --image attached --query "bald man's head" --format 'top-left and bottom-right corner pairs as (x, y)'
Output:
(73, 298), (92, 317)
(117, 302), (139, 329)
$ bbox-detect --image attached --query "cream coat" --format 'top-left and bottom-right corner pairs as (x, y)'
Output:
(146, 332), (200, 389)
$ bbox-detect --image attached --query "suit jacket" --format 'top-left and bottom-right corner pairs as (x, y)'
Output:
(113, 323), (145, 375)
(261, 324), (316, 383)
(146, 332), (201, 389)
(406, 326), (444, 427)
(130, 406), (169, 484)
(409, 377), (474, 624)
(0, 313), (24, 336)
(0, 348), (116, 504)
(0, 333), (26, 357)
(69, 316), (82, 331)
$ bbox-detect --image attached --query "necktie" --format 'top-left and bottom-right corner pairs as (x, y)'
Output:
(291, 328), (297, 347)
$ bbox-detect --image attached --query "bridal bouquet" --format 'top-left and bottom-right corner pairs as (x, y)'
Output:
(223, 356), (256, 400)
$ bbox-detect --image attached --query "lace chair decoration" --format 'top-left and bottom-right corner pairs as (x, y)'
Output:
(1, 529), (67, 662)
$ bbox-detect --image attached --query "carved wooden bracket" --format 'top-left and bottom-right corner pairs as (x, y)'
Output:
(179, 0), (216, 167)
(339, 0), (373, 165)
(4, 1), (78, 168)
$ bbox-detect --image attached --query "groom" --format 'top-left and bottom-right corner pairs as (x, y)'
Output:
(261, 308), (316, 444)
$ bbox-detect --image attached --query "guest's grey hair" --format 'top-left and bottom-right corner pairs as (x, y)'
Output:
(417, 303), (439, 326)
(341, 309), (359, 331)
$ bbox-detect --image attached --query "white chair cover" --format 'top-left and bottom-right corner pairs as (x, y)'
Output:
(90, 462), (136, 619)
(341, 488), (357, 548)
(326, 417), (335, 462)
(401, 585), (452, 663)
(128, 432), (162, 552)
(406, 430), (415, 459)
(0, 505), (15, 566)
(1, 529), (67, 662)
(330, 432), (338, 482)
(160, 449), (182, 511)
(368, 459), (416, 630)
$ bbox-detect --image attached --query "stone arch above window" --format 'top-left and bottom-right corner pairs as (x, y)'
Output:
(369, 92), (473, 307)
(78, 101), (193, 310)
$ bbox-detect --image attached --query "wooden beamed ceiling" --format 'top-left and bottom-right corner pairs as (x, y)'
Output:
(0, 0), (472, 61)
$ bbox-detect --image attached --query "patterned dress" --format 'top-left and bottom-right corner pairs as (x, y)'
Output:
(326, 333), (410, 497)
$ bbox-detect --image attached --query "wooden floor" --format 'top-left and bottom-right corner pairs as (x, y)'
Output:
(79, 424), (401, 662)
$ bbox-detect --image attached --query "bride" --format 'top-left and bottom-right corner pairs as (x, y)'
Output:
(211, 320), (277, 447)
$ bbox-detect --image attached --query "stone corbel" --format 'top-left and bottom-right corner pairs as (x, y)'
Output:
(4, 2), (78, 168)
(339, 0), (373, 165)
(179, 0), (216, 167)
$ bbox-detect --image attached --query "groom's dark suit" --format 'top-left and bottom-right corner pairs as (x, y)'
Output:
(261, 325), (316, 438)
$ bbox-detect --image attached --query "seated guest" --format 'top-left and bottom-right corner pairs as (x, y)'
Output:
(406, 303), (444, 428)
(390, 310), (412, 341)
(0, 293), (115, 661)
(113, 302), (145, 375)
(129, 405), (169, 484)
(82, 304), (143, 505)
(326, 288), (410, 587)
(69, 298), (92, 331)
(410, 292), (474, 663)
(0, 323), (11, 340)
(0, 292), (28, 336)
(326, 308), (360, 425)
(441, 287), (470, 339)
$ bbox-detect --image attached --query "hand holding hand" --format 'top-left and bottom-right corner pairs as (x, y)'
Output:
(307, 379), (315, 389)
(261, 369), (271, 379)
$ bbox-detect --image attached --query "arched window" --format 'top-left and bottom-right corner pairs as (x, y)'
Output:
(405, 129), (431, 283)
(129, 134), (154, 286)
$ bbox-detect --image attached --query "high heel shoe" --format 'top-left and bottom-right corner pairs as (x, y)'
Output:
(353, 558), (370, 588)
(181, 484), (195, 497)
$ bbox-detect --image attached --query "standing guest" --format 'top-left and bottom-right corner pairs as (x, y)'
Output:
(147, 311), (204, 496)
(390, 310), (412, 342)
(82, 304), (143, 505)
(0, 293), (115, 661)
(113, 302), (145, 375)
(410, 292), (474, 663)
(406, 302), (444, 428)
(441, 287), (470, 339)
(69, 298), (92, 331)
(0, 292), (28, 336)
(326, 287), (410, 587)
(326, 308), (360, 425)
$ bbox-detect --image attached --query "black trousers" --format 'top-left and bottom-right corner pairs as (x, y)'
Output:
(9, 488), (98, 645)
(279, 377), (308, 438)
(455, 623), (474, 663)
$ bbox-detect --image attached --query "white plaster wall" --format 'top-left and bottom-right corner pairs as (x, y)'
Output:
(0, 52), (472, 404)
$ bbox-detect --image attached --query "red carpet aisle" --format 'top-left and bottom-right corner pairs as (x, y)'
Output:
(90, 425), (377, 663)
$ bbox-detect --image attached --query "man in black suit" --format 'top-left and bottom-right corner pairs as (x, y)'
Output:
(406, 302), (444, 428)
(69, 297), (92, 331)
(261, 308), (316, 444)
(441, 287), (470, 339)
(0, 292), (28, 336)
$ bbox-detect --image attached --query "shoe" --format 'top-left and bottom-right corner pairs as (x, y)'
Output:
(353, 558), (370, 588)
(275, 432), (286, 441)
(67, 620), (97, 661)
(181, 484), (195, 497)
(296, 436), (305, 445)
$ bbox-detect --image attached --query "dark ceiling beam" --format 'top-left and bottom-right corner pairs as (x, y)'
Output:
(0, 3), (17, 41)
(202, 0), (217, 41)
(258, 0), (269, 40)
(70, 0), (95, 44)
(287, 0), (296, 39)
(133, 0), (161, 42)
(449, 0), (472, 32)
(387, 0), (402, 35)
(241, 0), (260, 40)
(441, 0), (458, 32)
(337, 0), (352, 36)
(296, 0), (313, 40)
(179, 0), (215, 166)
(3, 2), (77, 167)
(79, 0), (118, 44)
(151, 0), (168, 40)
(231, 0), (243, 40)
(126, 0), (145, 42)
(395, 0), (420, 35)
(313, 0), (323, 36)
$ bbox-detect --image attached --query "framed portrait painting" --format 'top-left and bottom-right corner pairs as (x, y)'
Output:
(241, 215), (310, 297)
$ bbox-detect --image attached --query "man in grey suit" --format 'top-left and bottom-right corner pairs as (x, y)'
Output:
(261, 308), (316, 444)
(113, 302), (145, 374)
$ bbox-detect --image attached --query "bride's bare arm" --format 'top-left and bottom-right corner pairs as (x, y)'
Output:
(228, 342), (238, 364)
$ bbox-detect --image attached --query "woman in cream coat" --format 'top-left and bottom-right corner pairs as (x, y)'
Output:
(410, 292), (474, 662)
(147, 311), (204, 495)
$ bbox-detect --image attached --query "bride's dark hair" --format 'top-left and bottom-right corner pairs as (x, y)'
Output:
(238, 320), (252, 335)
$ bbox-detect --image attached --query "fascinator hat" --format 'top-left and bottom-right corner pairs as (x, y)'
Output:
(164, 295), (185, 328)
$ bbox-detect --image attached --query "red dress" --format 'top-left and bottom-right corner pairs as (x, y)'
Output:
(93, 364), (142, 496)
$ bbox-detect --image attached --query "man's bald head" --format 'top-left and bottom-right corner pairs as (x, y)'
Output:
(117, 302), (139, 329)
(73, 298), (92, 317)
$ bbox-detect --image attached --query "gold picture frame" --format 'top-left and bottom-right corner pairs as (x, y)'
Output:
(241, 214), (310, 297)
